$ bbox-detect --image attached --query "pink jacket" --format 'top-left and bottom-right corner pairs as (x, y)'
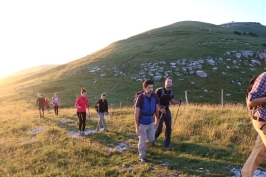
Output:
(75, 96), (89, 112)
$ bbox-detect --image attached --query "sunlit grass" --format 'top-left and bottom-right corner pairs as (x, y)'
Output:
(0, 100), (262, 176)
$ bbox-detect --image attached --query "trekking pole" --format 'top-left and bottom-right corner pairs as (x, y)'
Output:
(174, 98), (182, 124)
(155, 106), (165, 131)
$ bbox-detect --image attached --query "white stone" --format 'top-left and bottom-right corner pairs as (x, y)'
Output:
(227, 66), (230, 69)
(238, 82), (241, 86)
(189, 71), (194, 74)
(198, 59), (204, 64)
(100, 74), (106, 77)
(90, 70), (96, 73)
(207, 59), (215, 65)
(170, 62), (176, 66)
(226, 94), (230, 96)
(136, 79), (143, 82)
(222, 72), (227, 74)
(236, 53), (241, 58)
(212, 67), (217, 70)
(251, 60), (261, 66)
(153, 76), (162, 81)
(204, 89), (208, 92)
(191, 82), (195, 85)
(187, 67), (193, 71)
(226, 51), (230, 55)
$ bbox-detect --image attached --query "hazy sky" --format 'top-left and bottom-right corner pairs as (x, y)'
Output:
(0, 0), (265, 77)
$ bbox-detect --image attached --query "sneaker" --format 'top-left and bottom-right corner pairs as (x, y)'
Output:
(139, 158), (146, 163)
(151, 141), (155, 146)
(79, 131), (82, 136)
(81, 131), (85, 136)
(163, 147), (173, 151)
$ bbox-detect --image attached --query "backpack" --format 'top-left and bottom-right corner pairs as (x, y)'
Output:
(133, 91), (158, 109)
(133, 91), (145, 109)
(155, 87), (173, 105)
(246, 77), (257, 98)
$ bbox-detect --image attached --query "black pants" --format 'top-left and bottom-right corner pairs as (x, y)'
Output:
(54, 106), (59, 115)
(77, 112), (86, 131)
(155, 110), (172, 147)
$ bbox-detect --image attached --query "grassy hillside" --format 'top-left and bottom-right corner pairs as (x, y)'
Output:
(0, 64), (58, 85)
(222, 22), (266, 38)
(0, 97), (263, 176)
(1, 21), (266, 107)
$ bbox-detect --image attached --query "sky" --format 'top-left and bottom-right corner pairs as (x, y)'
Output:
(0, 0), (265, 78)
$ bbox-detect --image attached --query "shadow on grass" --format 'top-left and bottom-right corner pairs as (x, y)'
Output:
(145, 141), (241, 176)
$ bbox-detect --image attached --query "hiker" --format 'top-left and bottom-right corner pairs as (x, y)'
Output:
(45, 98), (50, 112)
(36, 94), (45, 118)
(94, 93), (109, 132)
(75, 88), (89, 136)
(135, 79), (160, 162)
(154, 77), (182, 151)
(242, 72), (266, 176)
(52, 92), (60, 115)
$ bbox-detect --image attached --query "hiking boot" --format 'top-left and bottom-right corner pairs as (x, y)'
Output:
(163, 147), (173, 151)
(139, 158), (146, 163)
(152, 141), (155, 146)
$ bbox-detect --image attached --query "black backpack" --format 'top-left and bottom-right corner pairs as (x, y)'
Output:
(246, 77), (257, 98)
(155, 87), (173, 105)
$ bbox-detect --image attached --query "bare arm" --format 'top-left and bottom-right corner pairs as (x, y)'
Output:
(135, 107), (141, 136)
(135, 107), (140, 127)
(170, 99), (180, 105)
(247, 97), (266, 108)
(155, 104), (160, 124)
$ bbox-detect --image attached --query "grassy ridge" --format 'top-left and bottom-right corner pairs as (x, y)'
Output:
(1, 21), (266, 107)
(0, 96), (263, 176)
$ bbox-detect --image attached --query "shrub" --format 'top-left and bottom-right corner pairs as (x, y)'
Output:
(248, 32), (258, 37)
(233, 31), (242, 35)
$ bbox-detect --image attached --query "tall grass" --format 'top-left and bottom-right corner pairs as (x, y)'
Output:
(0, 100), (262, 176)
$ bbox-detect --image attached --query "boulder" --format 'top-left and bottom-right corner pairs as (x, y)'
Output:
(196, 70), (207, 78)
(207, 59), (215, 65)
(153, 76), (162, 81)
(236, 53), (241, 58)
(251, 60), (261, 66)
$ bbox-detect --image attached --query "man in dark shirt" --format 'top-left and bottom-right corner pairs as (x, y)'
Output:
(154, 77), (181, 150)
(36, 94), (45, 118)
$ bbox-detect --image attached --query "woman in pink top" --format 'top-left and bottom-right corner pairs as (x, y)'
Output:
(75, 88), (89, 136)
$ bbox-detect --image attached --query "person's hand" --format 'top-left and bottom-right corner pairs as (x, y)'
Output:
(154, 122), (159, 130)
(160, 108), (166, 113)
(136, 126), (140, 136)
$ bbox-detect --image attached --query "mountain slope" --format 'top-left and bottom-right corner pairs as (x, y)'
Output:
(1, 21), (266, 107)
(221, 22), (266, 38)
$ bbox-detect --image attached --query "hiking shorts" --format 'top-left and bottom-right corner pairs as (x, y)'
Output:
(38, 106), (44, 111)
